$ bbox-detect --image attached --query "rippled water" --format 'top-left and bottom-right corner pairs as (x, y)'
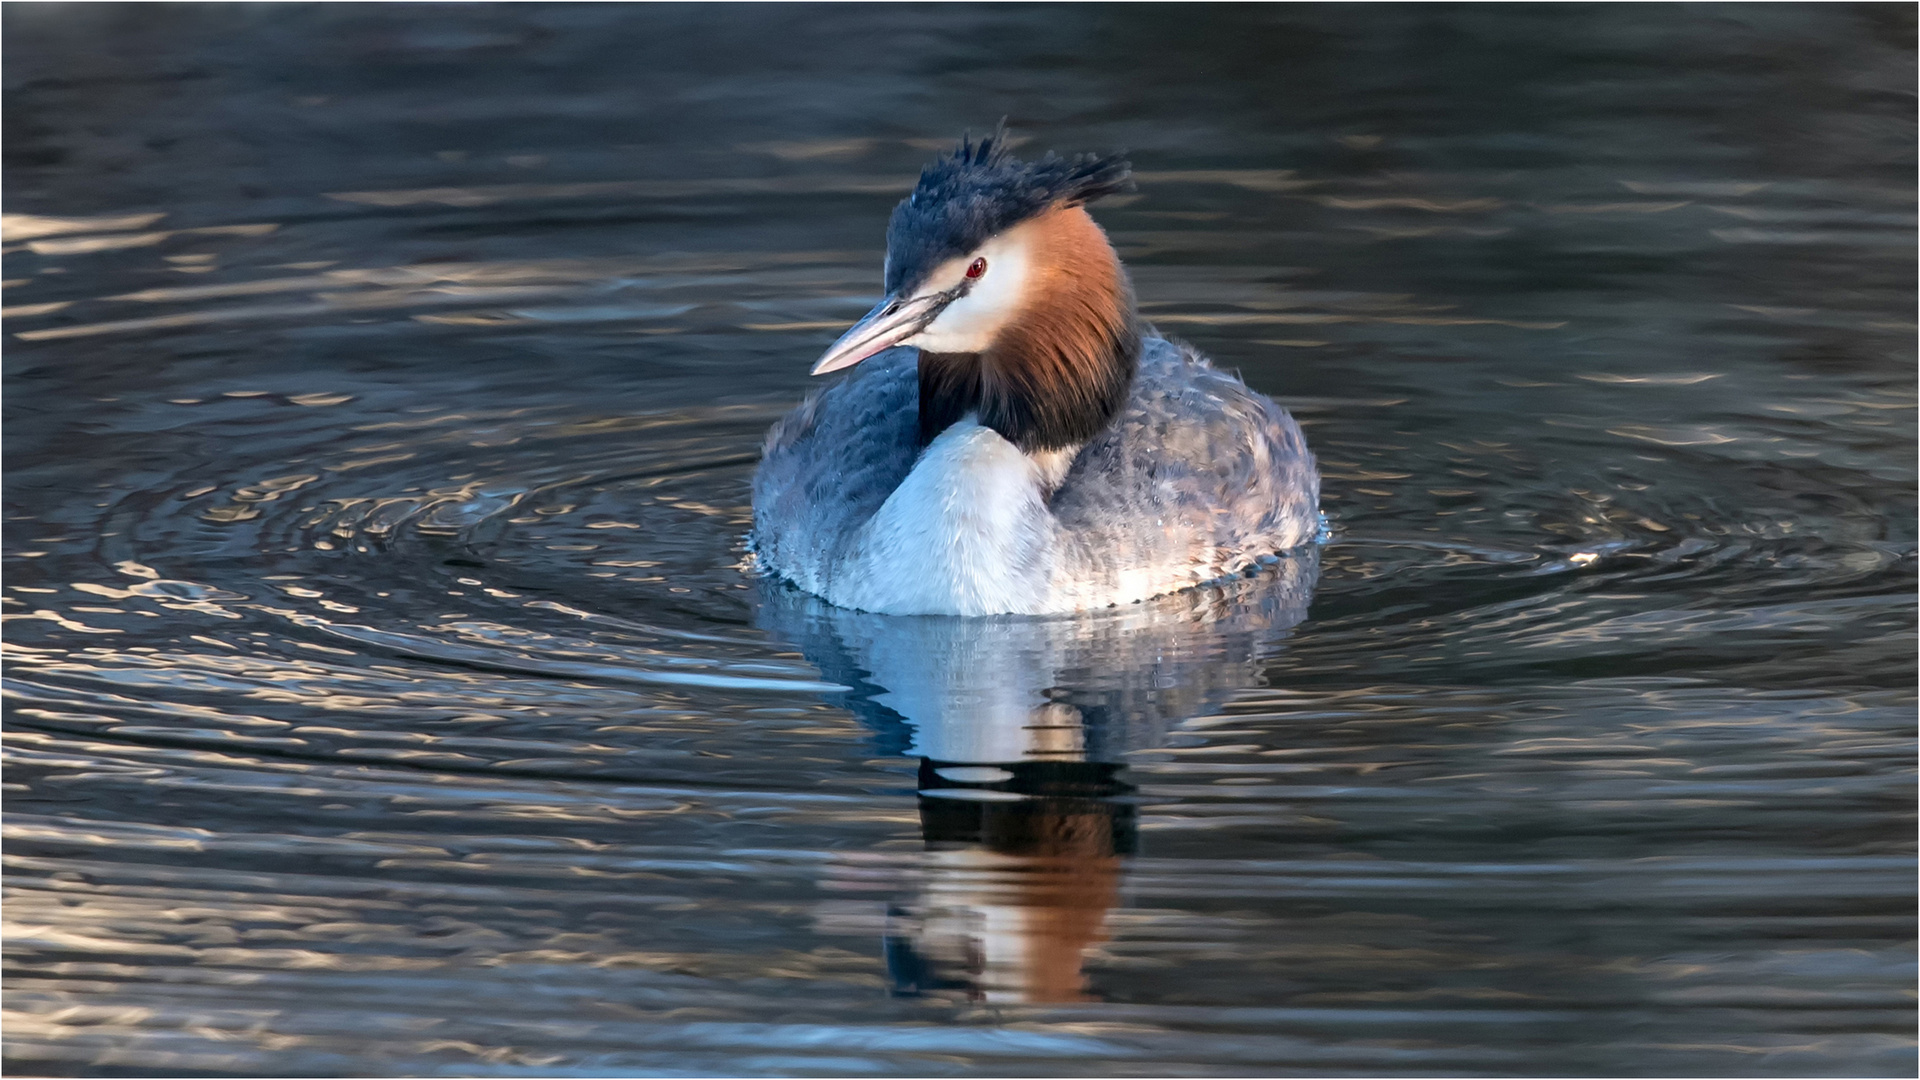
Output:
(5, 5), (1915, 1076)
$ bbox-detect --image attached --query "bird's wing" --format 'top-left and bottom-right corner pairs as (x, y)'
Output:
(750, 347), (920, 594)
(1050, 336), (1321, 589)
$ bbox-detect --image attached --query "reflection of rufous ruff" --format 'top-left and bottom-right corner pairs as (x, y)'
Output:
(911, 841), (1122, 1003)
(905, 750), (1134, 1003)
(1011, 811), (1123, 1003)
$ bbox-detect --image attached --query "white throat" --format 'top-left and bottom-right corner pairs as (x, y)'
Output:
(829, 420), (1065, 616)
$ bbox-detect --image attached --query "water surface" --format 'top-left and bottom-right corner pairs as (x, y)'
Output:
(5, 5), (1915, 1076)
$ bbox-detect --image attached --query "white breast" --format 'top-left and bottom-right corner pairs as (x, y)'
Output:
(826, 420), (1059, 616)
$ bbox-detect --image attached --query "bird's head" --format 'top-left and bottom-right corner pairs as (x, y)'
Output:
(812, 125), (1141, 452)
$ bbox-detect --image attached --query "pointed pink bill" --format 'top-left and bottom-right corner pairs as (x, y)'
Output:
(810, 292), (946, 375)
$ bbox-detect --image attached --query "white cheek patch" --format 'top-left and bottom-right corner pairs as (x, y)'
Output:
(904, 234), (1033, 354)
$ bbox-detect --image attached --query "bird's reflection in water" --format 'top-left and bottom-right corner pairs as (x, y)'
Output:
(897, 755), (1134, 1002)
(756, 550), (1318, 1003)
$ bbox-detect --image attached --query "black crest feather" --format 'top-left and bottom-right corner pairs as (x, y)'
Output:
(884, 122), (1133, 294)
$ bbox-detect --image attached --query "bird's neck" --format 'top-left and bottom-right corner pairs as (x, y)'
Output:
(919, 207), (1139, 453)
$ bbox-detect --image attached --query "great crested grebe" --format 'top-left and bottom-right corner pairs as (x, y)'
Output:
(751, 126), (1320, 616)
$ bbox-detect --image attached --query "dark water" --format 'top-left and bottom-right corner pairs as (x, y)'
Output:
(5, 4), (1915, 1076)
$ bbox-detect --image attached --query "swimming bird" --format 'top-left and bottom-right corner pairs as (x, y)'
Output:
(752, 126), (1319, 616)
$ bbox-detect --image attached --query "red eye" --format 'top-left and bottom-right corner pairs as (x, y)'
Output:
(966, 257), (987, 279)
